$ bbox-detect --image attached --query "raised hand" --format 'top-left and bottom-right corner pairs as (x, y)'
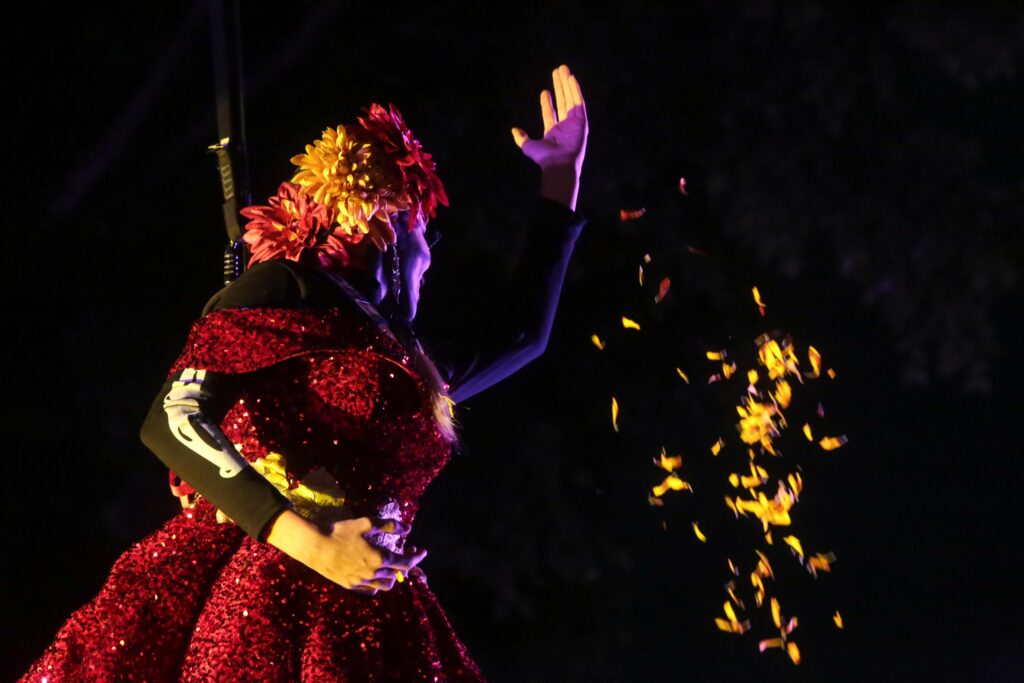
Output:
(511, 64), (589, 211)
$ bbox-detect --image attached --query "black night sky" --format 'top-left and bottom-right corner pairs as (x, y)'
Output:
(4, 2), (1023, 681)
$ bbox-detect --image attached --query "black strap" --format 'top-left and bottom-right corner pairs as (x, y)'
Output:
(208, 0), (251, 281)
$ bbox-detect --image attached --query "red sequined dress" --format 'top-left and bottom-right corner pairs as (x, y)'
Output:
(20, 303), (484, 682)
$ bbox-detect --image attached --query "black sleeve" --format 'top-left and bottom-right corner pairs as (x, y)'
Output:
(140, 261), (312, 541)
(432, 198), (586, 403)
(140, 370), (292, 541)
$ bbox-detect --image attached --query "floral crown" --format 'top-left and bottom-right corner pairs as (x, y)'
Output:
(241, 103), (448, 269)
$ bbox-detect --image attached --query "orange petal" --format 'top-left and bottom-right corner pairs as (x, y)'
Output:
(787, 641), (801, 665)
(654, 277), (671, 304)
(819, 435), (849, 451)
(619, 208), (646, 221)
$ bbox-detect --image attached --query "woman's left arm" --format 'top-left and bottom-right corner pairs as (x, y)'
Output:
(436, 65), (589, 402)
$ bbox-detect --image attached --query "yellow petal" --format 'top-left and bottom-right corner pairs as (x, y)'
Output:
(787, 641), (801, 665)
(728, 558), (739, 576)
(621, 316), (641, 331)
(802, 423), (813, 441)
(759, 637), (784, 652)
(807, 346), (822, 377)
(819, 435), (849, 451)
(728, 473), (740, 488)
(657, 447), (683, 472)
(676, 367), (690, 383)
(833, 610), (844, 629)
(770, 597), (782, 628)
(711, 438), (724, 456)
(706, 350), (727, 361)
(752, 286), (767, 316)
(747, 369), (758, 386)
(692, 522), (707, 542)
(783, 535), (804, 561)
(638, 264), (645, 286)
(611, 397), (619, 432)
(590, 334), (606, 350)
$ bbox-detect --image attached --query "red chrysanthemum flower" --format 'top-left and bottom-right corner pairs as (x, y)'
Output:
(240, 181), (355, 269)
(356, 102), (449, 225)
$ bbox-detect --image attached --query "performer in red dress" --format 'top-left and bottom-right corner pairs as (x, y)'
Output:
(21, 65), (588, 681)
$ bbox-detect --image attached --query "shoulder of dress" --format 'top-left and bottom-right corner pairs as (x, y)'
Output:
(202, 260), (317, 315)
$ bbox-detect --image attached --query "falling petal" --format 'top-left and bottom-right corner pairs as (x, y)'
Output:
(643, 253), (652, 264)
(751, 573), (766, 606)
(726, 582), (745, 609)
(833, 610), (844, 629)
(590, 334), (606, 351)
(783, 535), (805, 561)
(619, 208), (646, 221)
(647, 494), (664, 507)
(802, 423), (813, 441)
(808, 552), (836, 577)
(723, 362), (738, 379)
(711, 438), (724, 456)
(807, 346), (822, 378)
(728, 558), (739, 576)
(654, 277), (671, 303)
(725, 496), (739, 516)
(817, 402), (826, 418)
(611, 397), (619, 432)
(827, 368), (837, 379)
(787, 642), (801, 665)
(622, 316), (642, 331)
(678, 177), (688, 195)
(707, 350), (727, 361)
(728, 473), (740, 488)
(675, 367), (690, 383)
(747, 369), (759, 386)
(770, 597), (782, 628)
(708, 374), (723, 384)
(714, 617), (750, 634)
(765, 530), (774, 545)
(638, 265), (645, 286)
(693, 522), (707, 542)
(657, 447), (683, 472)
(819, 435), (848, 451)
(653, 473), (692, 497)
(759, 638), (784, 652)
(755, 550), (775, 579)
(753, 287), (767, 317)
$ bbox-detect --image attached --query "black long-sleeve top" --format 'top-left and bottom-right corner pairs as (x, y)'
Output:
(140, 198), (585, 541)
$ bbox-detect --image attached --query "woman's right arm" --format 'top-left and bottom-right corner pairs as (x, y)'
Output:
(140, 261), (425, 590)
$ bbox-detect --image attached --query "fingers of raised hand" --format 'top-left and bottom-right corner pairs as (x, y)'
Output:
(540, 89), (556, 133)
(552, 66), (568, 122)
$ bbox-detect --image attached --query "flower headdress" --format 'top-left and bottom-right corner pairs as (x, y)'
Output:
(241, 103), (448, 268)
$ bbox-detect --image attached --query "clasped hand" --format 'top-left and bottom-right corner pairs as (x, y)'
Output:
(311, 516), (427, 595)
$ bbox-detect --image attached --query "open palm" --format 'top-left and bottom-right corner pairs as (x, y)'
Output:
(512, 64), (589, 172)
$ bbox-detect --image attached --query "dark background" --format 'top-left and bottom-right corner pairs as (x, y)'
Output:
(4, 1), (1023, 681)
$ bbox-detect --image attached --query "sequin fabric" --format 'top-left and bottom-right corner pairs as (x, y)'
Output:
(21, 307), (485, 682)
